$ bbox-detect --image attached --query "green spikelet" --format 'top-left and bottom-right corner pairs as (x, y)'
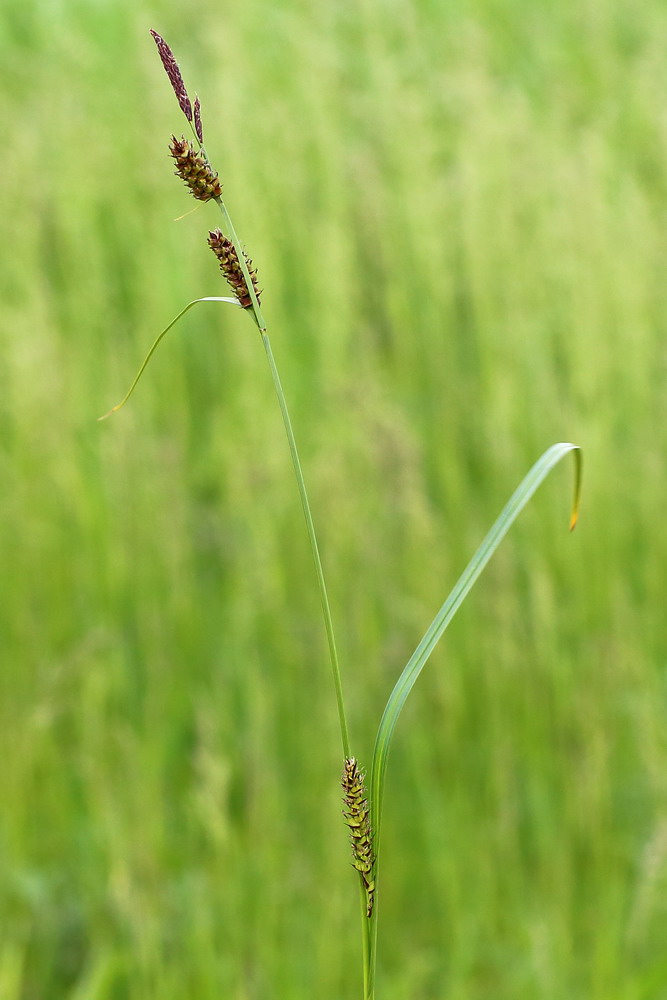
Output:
(342, 757), (375, 917)
(207, 229), (261, 309)
(169, 135), (222, 201)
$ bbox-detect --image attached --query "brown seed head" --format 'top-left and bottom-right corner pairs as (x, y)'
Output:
(342, 757), (375, 917)
(169, 136), (221, 201)
(150, 29), (193, 123)
(194, 96), (204, 143)
(208, 229), (261, 310)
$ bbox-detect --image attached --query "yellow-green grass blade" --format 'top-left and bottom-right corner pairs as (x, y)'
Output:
(97, 296), (242, 420)
(367, 442), (581, 995)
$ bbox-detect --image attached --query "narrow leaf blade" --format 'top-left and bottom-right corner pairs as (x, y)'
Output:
(98, 296), (241, 420)
(367, 442), (581, 990)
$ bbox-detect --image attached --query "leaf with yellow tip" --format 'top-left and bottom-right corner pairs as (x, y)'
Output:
(366, 442), (582, 997)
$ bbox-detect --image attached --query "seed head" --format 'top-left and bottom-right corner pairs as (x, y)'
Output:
(169, 136), (222, 201)
(150, 29), (193, 123)
(194, 95), (204, 143)
(208, 229), (261, 310)
(342, 757), (375, 917)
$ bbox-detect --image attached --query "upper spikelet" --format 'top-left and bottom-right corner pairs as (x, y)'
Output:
(342, 757), (375, 917)
(194, 96), (204, 143)
(208, 229), (261, 309)
(150, 30), (193, 123)
(169, 136), (221, 201)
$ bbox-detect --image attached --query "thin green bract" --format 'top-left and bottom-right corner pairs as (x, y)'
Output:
(97, 297), (240, 420)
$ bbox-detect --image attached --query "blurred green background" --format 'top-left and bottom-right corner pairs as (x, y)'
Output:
(1, 0), (667, 997)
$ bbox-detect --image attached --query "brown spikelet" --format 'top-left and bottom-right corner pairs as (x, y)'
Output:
(169, 136), (222, 201)
(194, 95), (204, 143)
(342, 757), (375, 917)
(208, 229), (261, 309)
(150, 29), (193, 123)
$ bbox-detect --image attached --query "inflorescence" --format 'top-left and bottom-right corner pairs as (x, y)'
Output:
(152, 29), (261, 314)
(342, 757), (376, 917)
(169, 135), (221, 202)
(208, 230), (261, 309)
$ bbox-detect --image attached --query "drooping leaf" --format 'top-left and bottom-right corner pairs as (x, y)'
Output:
(98, 296), (241, 420)
(366, 442), (581, 995)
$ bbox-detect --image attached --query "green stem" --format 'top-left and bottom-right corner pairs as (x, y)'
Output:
(211, 196), (363, 987)
(261, 331), (350, 759)
(212, 199), (348, 754)
(359, 883), (371, 1000)
(369, 903), (378, 1000)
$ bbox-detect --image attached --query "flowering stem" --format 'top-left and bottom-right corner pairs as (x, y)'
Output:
(256, 264), (368, 994)
(260, 330), (351, 760)
(360, 883), (372, 1000)
(152, 34), (362, 993)
(211, 193), (362, 980)
(210, 194), (349, 754)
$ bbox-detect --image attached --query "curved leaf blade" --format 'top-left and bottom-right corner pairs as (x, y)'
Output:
(367, 441), (581, 988)
(98, 296), (241, 420)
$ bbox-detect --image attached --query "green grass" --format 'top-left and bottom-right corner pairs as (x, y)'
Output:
(1, 0), (667, 997)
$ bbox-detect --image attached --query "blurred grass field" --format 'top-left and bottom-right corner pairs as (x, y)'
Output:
(1, 0), (667, 997)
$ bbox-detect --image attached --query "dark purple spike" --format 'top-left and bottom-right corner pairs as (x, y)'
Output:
(150, 29), (193, 123)
(194, 95), (204, 143)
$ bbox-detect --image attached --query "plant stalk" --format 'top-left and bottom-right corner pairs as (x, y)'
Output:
(359, 883), (371, 1000)
(260, 330), (350, 759)
(212, 196), (365, 988)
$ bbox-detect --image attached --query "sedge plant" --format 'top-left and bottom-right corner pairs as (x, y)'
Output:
(101, 31), (582, 1000)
